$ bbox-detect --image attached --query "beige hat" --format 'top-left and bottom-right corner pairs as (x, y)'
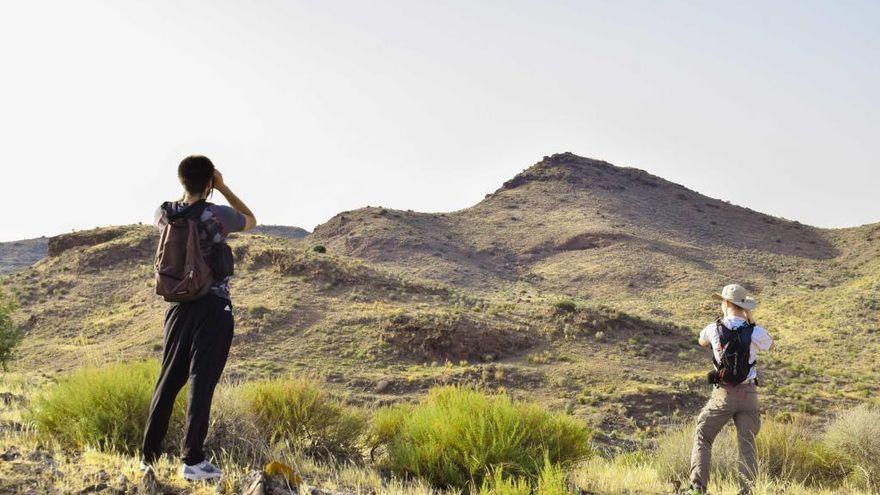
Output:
(713, 284), (758, 311)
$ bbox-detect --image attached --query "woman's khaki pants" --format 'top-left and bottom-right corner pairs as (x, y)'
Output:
(690, 383), (760, 492)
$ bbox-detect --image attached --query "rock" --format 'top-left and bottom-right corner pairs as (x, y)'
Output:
(27, 449), (52, 463)
(374, 380), (391, 393)
(139, 467), (161, 495)
(0, 392), (24, 405)
(77, 482), (109, 494)
(306, 486), (352, 495)
(242, 470), (266, 495)
(0, 447), (20, 461)
(0, 420), (24, 433)
(264, 461), (301, 487)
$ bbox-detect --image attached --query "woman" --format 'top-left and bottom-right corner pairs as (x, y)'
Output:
(687, 284), (773, 495)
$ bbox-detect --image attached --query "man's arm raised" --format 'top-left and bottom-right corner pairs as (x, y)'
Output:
(213, 170), (257, 231)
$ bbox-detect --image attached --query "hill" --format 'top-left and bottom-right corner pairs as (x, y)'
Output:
(3, 152), (879, 444)
(0, 237), (48, 275)
(252, 224), (310, 239)
(0, 223), (309, 275)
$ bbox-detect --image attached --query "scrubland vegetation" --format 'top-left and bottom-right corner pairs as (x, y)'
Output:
(0, 287), (21, 370)
(8, 360), (878, 494)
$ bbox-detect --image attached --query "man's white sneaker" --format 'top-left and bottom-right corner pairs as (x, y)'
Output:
(181, 460), (222, 481)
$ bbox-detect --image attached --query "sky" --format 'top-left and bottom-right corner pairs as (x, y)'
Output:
(1, 0), (877, 241)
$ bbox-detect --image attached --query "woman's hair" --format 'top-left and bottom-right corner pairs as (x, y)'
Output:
(723, 300), (754, 324)
(178, 155), (215, 195)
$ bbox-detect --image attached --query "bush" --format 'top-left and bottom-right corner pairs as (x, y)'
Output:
(654, 416), (848, 487)
(28, 361), (181, 453)
(312, 245), (327, 254)
(552, 299), (577, 313)
(478, 457), (572, 495)
(478, 469), (531, 495)
(370, 386), (592, 489)
(823, 404), (880, 490)
(0, 288), (21, 370)
(236, 379), (366, 458)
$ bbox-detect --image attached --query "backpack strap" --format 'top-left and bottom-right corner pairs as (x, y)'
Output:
(167, 199), (210, 222)
(711, 318), (725, 370)
(742, 323), (757, 367)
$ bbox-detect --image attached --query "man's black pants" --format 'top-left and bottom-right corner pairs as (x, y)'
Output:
(142, 293), (234, 466)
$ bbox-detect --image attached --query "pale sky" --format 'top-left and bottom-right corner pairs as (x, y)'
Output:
(1, 0), (877, 241)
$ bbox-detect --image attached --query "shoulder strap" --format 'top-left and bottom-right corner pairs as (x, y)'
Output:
(168, 199), (209, 222)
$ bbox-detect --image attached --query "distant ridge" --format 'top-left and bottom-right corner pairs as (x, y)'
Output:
(0, 223), (310, 274)
(252, 224), (309, 239)
(0, 237), (47, 275)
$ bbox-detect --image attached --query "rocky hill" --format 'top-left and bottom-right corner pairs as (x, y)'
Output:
(3, 152), (879, 441)
(311, 153), (837, 294)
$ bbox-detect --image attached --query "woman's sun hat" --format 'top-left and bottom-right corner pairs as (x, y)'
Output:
(713, 284), (758, 311)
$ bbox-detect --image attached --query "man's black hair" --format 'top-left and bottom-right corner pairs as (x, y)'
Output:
(178, 155), (215, 195)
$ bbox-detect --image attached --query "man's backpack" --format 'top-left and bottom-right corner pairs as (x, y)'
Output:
(154, 200), (213, 302)
(711, 319), (756, 385)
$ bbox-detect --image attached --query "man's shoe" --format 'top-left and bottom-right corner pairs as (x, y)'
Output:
(181, 460), (222, 481)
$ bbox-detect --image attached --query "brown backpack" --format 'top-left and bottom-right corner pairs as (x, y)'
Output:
(154, 201), (213, 302)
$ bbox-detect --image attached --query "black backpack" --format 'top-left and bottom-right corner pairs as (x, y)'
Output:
(711, 319), (756, 385)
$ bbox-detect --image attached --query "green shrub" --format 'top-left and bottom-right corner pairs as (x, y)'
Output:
(370, 386), (592, 489)
(552, 299), (577, 313)
(823, 404), (880, 490)
(477, 457), (572, 495)
(535, 457), (573, 495)
(312, 245), (327, 254)
(28, 361), (181, 453)
(237, 379), (366, 458)
(0, 288), (21, 370)
(478, 469), (532, 495)
(654, 416), (848, 487)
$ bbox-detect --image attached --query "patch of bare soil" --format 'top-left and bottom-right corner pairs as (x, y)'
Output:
(379, 311), (536, 363)
(555, 232), (630, 251)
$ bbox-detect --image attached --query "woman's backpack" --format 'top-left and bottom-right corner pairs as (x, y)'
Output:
(711, 319), (756, 385)
(154, 201), (213, 302)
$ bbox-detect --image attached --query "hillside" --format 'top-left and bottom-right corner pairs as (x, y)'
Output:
(252, 224), (310, 239)
(4, 152), (879, 444)
(0, 224), (309, 275)
(0, 237), (47, 275)
(311, 154), (839, 303)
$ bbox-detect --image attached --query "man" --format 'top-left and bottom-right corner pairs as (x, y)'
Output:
(142, 155), (256, 481)
(688, 284), (773, 495)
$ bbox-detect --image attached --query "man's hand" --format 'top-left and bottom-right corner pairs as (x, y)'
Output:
(212, 169), (226, 191)
(212, 169), (257, 231)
